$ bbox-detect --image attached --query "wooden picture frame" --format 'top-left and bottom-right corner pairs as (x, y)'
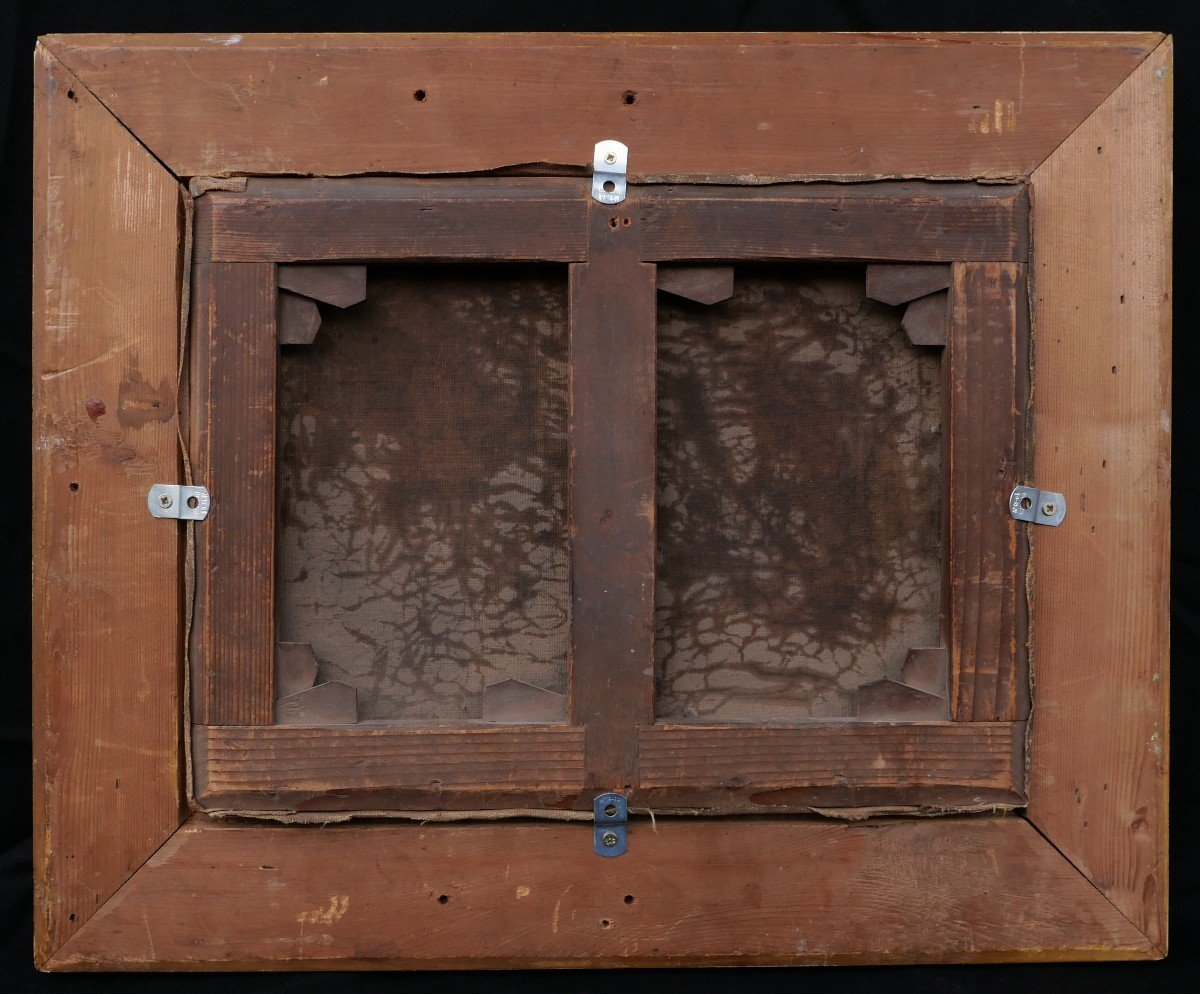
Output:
(32, 33), (1171, 968)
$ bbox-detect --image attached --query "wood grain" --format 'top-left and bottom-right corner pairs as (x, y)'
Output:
(638, 723), (1020, 807)
(568, 200), (656, 791)
(190, 261), (277, 724)
(43, 33), (1159, 181)
(47, 814), (1154, 969)
(207, 178), (588, 262)
(948, 263), (1028, 722)
(32, 44), (185, 962)
(1027, 39), (1171, 952)
(641, 183), (1028, 262)
(194, 725), (586, 811)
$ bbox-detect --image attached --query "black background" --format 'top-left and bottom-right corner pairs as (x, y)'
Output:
(1, 2), (1195, 991)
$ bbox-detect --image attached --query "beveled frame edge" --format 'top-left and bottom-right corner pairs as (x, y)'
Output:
(33, 34), (1170, 968)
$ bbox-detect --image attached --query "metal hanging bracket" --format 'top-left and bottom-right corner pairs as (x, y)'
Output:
(1009, 485), (1066, 527)
(591, 140), (628, 205)
(148, 484), (211, 521)
(593, 792), (628, 857)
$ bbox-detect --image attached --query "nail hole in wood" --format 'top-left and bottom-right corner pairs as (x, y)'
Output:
(69, 482), (79, 492)
(624, 894), (635, 905)
(413, 89), (427, 101)
(437, 894), (449, 905)
(622, 90), (637, 105)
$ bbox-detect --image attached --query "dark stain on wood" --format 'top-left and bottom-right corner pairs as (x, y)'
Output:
(117, 362), (175, 428)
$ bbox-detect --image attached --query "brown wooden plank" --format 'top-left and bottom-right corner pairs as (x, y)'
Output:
(641, 183), (1028, 262)
(32, 44), (186, 964)
(193, 726), (586, 811)
(947, 263), (1027, 722)
(867, 263), (953, 305)
(656, 264), (734, 304)
(568, 199), (656, 791)
(1027, 40), (1171, 952)
(190, 262), (277, 724)
(638, 723), (1019, 804)
(277, 264), (366, 306)
(44, 33), (1159, 181)
(207, 178), (589, 262)
(48, 814), (1154, 969)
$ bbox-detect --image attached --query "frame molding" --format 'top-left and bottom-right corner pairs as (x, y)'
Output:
(32, 33), (1171, 968)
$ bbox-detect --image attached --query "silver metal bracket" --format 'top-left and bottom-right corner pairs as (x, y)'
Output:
(1009, 485), (1066, 527)
(591, 140), (628, 205)
(593, 792), (628, 857)
(148, 484), (211, 521)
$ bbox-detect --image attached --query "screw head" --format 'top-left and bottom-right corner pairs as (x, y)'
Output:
(1041, 501), (1057, 517)
(604, 152), (616, 164)
(157, 493), (173, 509)
(601, 831), (619, 848)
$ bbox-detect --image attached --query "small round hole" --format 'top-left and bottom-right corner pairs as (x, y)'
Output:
(1020, 496), (1033, 510)
(600, 918), (613, 929)
(69, 913), (77, 923)
(624, 894), (635, 905)
(602, 180), (616, 193)
(186, 495), (199, 509)
(437, 894), (449, 905)
(621, 217), (631, 227)
(603, 803), (618, 817)
(413, 89), (427, 102)
(66, 89), (76, 101)
(69, 482), (79, 492)
(609, 217), (619, 229)
(622, 90), (638, 105)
